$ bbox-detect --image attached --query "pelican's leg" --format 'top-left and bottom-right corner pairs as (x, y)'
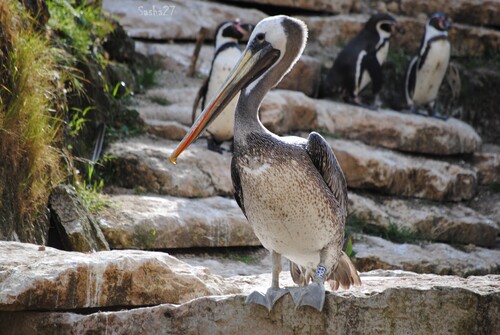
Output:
(289, 265), (327, 312)
(290, 249), (335, 312)
(245, 250), (288, 311)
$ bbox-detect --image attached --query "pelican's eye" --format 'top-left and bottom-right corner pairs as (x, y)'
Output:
(256, 33), (265, 42)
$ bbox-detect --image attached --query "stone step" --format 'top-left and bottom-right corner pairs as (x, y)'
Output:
(329, 138), (477, 202)
(137, 87), (481, 156)
(0, 241), (238, 312)
(301, 14), (500, 59)
(1, 268), (498, 334)
(353, 234), (500, 277)
(105, 134), (477, 201)
(99, 190), (497, 251)
(316, 97), (482, 156)
(99, 194), (259, 249)
(104, 0), (500, 59)
(136, 41), (322, 97)
(102, 0), (266, 41)
(105, 135), (233, 198)
(349, 193), (499, 247)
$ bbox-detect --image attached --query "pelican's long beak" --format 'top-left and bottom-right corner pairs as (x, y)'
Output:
(170, 41), (280, 164)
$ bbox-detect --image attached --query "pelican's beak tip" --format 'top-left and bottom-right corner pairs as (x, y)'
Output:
(169, 156), (177, 165)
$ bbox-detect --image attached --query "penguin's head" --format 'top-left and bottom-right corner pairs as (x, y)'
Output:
(428, 12), (452, 32)
(214, 20), (253, 49)
(365, 13), (401, 39)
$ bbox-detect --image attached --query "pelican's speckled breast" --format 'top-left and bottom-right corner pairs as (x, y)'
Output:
(233, 133), (346, 269)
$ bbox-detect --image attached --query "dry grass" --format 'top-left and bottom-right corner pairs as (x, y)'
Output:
(0, 1), (62, 237)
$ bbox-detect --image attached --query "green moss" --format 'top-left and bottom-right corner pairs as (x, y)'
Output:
(151, 96), (171, 106)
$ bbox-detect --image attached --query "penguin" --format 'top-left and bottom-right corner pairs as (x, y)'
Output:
(405, 12), (452, 120)
(322, 13), (401, 109)
(192, 20), (252, 153)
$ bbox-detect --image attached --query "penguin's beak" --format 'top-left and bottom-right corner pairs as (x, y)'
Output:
(234, 21), (253, 38)
(440, 16), (452, 30)
(394, 22), (405, 34)
(169, 40), (280, 164)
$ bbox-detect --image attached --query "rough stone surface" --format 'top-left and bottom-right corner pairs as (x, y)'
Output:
(301, 14), (500, 58)
(329, 138), (477, 202)
(276, 55), (322, 97)
(135, 41), (215, 76)
(399, 0), (500, 28)
(1, 271), (498, 335)
(146, 120), (190, 141)
(354, 234), (500, 276)
(106, 134), (477, 201)
(99, 194), (259, 249)
(49, 185), (110, 252)
(474, 146), (500, 185)
(102, 0), (266, 41)
(0, 242), (237, 312)
(260, 90), (318, 135)
(316, 99), (482, 155)
(226, 0), (354, 14)
(105, 135), (233, 198)
(349, 193), (499, 247)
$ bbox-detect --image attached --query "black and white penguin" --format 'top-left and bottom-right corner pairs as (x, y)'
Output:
(192, 20), (252, 152)
(322, 13), (401, 109)
(405, 12), (452, 119)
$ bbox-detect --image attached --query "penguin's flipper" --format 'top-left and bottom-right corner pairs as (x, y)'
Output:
(362, 53), (383, 95)
(405, 57), (418, 105)
(191, 77), (209, 124)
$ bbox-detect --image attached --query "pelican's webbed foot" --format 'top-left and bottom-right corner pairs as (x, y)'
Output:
(246, 287), (288, 311)
(289, 282), (326, 311)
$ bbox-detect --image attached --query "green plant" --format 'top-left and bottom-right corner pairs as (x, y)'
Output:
(344, 237), (356, 258)
(137, 63), (160, 90)
(47, 0), (113, 60)
(384, 223), (422, 244)
(68, 106), (93, 137)
(151, 96), (171, 106)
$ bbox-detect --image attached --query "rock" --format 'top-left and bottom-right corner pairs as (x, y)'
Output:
(106, 135), (477, 202)
(349, 193), (499, 247)
(316, 99), (482, 155)
(0, 241), (237, 312)
(1, 271), (498, 335)
(301, 14), (500, 58)
(104, 135), (233, 198)
(135, 41), (214, 76)
(329, 138), (477, 202)
(99, 194), (259, 249)
(474, 149), (500, 185)
(276, 55), (322, 97)
(102, 0), (266, 41)
(226, 0), (354, 14)
(260, 90), (318, 135)
(399, 0), (500, 28)
(137, 87), (198, 127)
(146, 120), (189, 141)
(49, 185), (110, 252)
(353, 235), (500, 276)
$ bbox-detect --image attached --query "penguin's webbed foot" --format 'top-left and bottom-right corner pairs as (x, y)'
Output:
(428, 108), (449, 121)
(289, 282), (326, 312)
(245, 287), (288, 311)
(206, 138), (224, 154)
(345, 96), (378, 111)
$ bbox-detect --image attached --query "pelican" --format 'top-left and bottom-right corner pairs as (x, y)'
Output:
(170, 15), (361, 311)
